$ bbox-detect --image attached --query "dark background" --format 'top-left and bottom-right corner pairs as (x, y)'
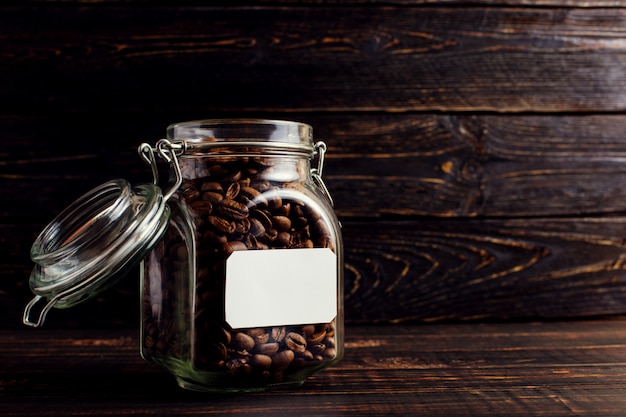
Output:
(4, 0), (626, 329)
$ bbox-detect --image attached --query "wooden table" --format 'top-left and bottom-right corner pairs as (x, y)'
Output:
(3, 319), (626, 416)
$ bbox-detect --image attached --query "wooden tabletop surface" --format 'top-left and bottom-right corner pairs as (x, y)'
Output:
(3, 318), (626, 416)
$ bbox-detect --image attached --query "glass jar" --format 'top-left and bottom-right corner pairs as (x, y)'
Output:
(23, 119), (343, 393)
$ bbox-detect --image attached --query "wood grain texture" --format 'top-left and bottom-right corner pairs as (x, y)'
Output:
(9, 0), (626, 5)
(343, 217), (626, 322)
(4, 215), (626, 328)
(3, 321), (626, 416)
(3, 6), (626, 113)
(5, 113), (626, 222)
(3, 2), (626, 329)
(5, 112), (626, 327)
(11, 0), (626, 5)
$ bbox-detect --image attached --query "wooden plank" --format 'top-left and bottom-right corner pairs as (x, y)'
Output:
(3, 6), (626, 113)
(3, 321), (626, 415)
(343, 217), (626, 322)
(9, 0), (626, 6)
(322, 113), (626, 218)
(4, 215), (626, 328)
(4, 113), (626, 222)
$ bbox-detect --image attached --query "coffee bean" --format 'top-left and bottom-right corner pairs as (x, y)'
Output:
(285, 332), (307, 354)
(272, 215), (291, 232)
(250, 354), (272, 370)
(240, 186), (266, 206)
(225, 182), (240, 200)
(271, 349), (295, 371)
(202, 191), (223, 204)
(246, 328), (269, 345)
(271, 327), (286, 343)
(324, 347), (337, 360)
(307, 330), (327, 344)
(201, 181), (223, 193)
(218, 199), (249, 220)
(248, 217), (266, 237)
(231, 332), (255, 352)
(255, 342), (279, 355)
(190, 200), (213, 216)
(208, 215), (235, 234)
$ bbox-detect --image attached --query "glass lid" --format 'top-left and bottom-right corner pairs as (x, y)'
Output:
(23, 179), (170, 327)
(22, 139), (182, 328)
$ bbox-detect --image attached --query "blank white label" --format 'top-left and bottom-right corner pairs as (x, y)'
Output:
(225, 248), (337, 329)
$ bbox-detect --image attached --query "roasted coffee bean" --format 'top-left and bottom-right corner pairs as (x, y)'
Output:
(208, 215), (236, 234)
(218, 199), (249, 220)
(251, 180), (271, 192)
(248, 217), (266, 237)
(226, 357), (251, 374)
(289, 228), (311, 248)
(324, 347), (337, 359)
(307, 330), (327, 344)
(255, 342), (279, 355)
(231, 332), (255, 352)
(234, 218), (250, 235)
(263, 228), (278, 243)
(271, 327), (287, 343)
(190, 200), (213, 216)
(272, 215), (291, 232)
(285, 332), (307, 354)
(201, 182), (223, 193)
(301, 325), (315, 335)
(275, 203), (290, 217)
(250, 354), (272, 370)
(240, 186), (266, 206)
(267, 191), (282, 211)
(224, 169), (242, 184)
(202, 191), (223, 204)
(238, 178), (251, 188)
(276, 232), (291, 247)
(299, 350), (314, 360)
(225, 182), (240, 200)
(309, 343), (326, 356)
(251, 209), (272, 231)
(225, 240), (247, 255)
(271, 349), (294, 371)
(246, 328), (269, 344)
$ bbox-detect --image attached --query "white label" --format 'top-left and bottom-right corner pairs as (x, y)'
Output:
(225, 248), (337, 329)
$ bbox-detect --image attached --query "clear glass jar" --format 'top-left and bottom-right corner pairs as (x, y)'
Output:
(22, 119), (343, 393)
(140, 120), (343, 392)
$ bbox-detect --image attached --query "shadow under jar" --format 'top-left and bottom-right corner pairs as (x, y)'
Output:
(140, 120), (344, 392)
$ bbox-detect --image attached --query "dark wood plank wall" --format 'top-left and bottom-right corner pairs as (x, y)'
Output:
(3, 0), (626, 328)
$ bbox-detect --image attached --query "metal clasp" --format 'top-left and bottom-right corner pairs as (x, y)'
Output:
(311, 141), (334, 207)
(138, 139), (183, 201)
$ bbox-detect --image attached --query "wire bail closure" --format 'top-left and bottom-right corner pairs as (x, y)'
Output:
(142, 138), (333, 206)
(311, 141), (334, 207)
(22, 141), (182, 329)
(139, 139), (183, 202)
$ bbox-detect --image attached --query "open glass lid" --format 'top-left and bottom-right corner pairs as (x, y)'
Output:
(22, 140), (182, 327)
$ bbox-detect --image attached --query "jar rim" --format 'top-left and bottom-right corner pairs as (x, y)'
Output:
(168, 118), (312, 131)
(166, 119), (314, 147)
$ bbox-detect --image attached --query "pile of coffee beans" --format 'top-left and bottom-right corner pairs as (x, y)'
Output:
(142, 152), (339, 386)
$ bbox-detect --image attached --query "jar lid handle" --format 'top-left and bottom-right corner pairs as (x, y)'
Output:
(23, 293), (65, 328)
